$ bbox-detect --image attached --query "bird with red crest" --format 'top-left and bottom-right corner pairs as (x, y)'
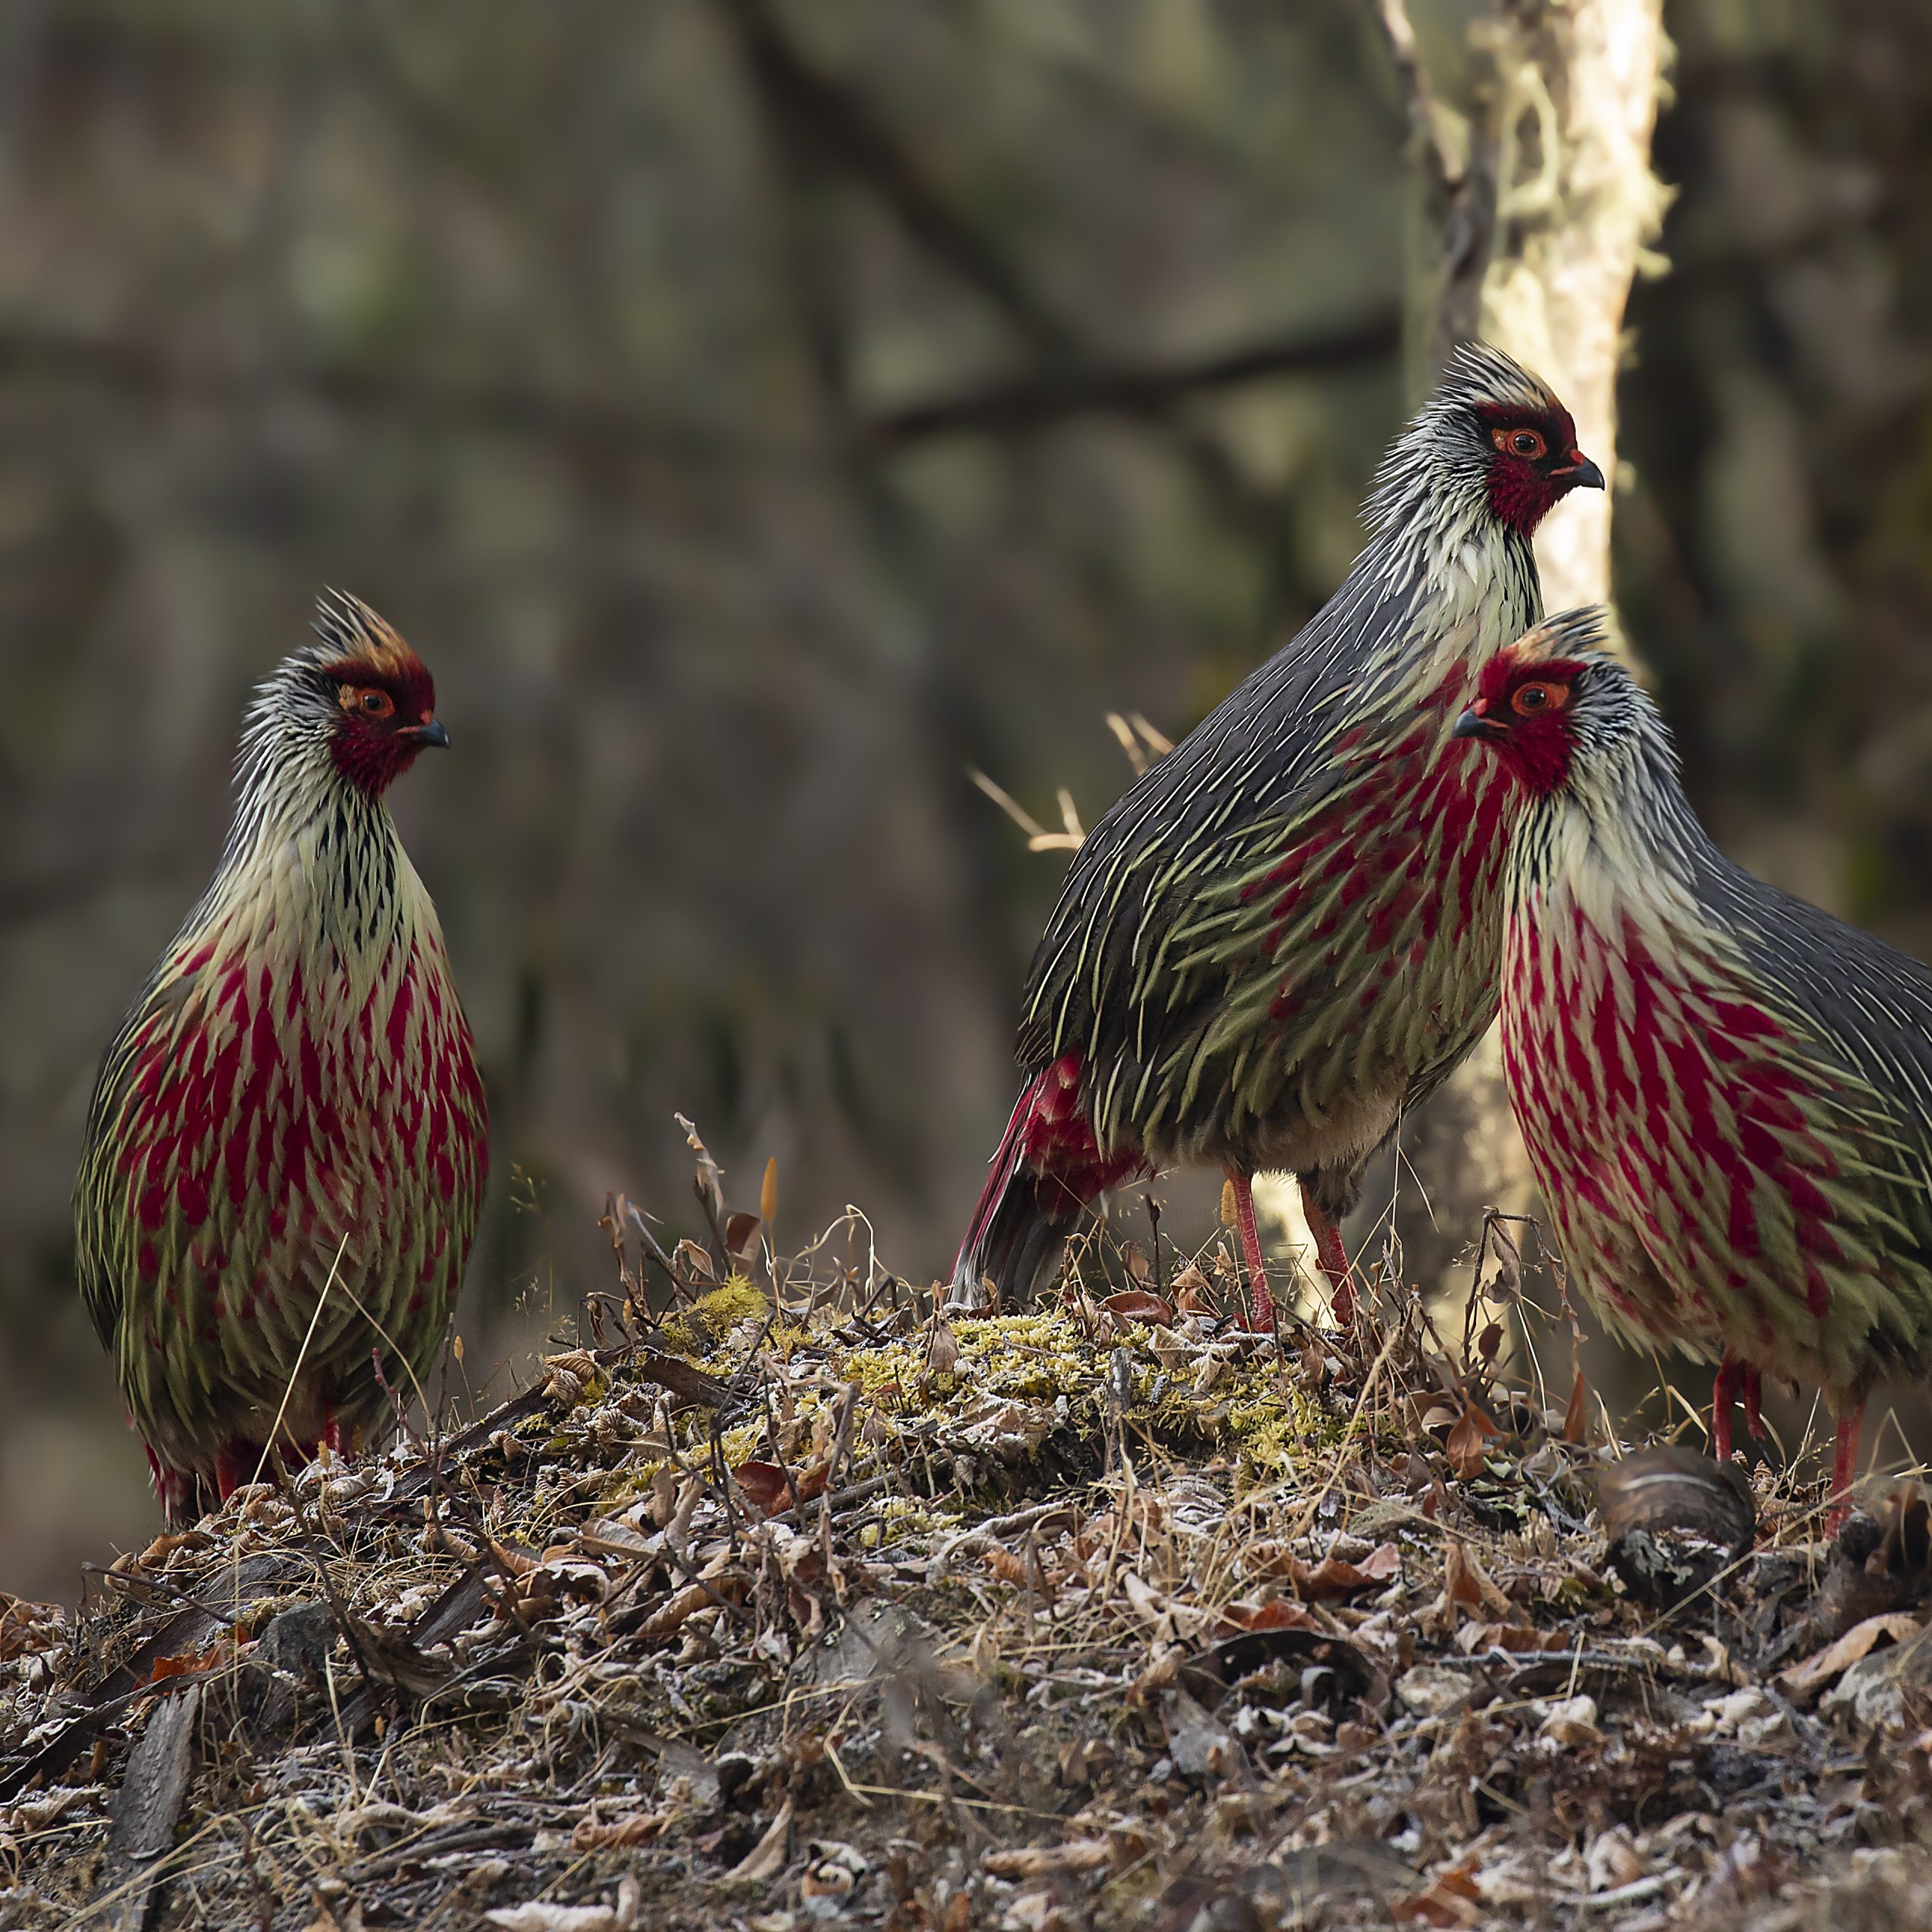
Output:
(75, 592), (488, 1524)
(955, 343), (1603, 1328)
(1457, 608), (1932, 1518)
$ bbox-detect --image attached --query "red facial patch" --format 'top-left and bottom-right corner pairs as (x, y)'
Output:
(1474, 403), (1586, 537)
(324, 653), (438, 796)
(1469, 652), (1589, 797)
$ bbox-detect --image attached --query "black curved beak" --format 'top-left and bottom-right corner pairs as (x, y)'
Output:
(1453, 706), (1504, 743)
(402, 718), (451, 749)
(1558, 454), (1607, 491)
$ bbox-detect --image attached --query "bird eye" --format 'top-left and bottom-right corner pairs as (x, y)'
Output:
(341, 685), (395, 721)
(1511, 681), (1564, 716)
(1492, 426), (1547, 461)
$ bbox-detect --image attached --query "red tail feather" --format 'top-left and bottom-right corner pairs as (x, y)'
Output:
(954, 1054), (1150, 1299)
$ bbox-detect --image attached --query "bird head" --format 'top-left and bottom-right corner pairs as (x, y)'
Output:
(1451, 608), (1649, 798)
(258, 592), (449, 798)
(1369, 343), (1604, 541)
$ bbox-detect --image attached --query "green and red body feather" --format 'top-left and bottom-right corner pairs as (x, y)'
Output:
(75, 595), (487, 1522)
(957, 346), (1604, 1316)
(1463, 613), (1932, 1505)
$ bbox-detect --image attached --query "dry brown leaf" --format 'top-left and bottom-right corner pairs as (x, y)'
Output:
(1779, 1611), (1924, 1696)
(571, 1810), (670, 1851)
(1443, 1541), (1512, 1618)
(1445, 1404), (1503, 1481)
(925, 1322), (961, 1378)
(1292, 1543), (1401, 1601)
(1170, 1262), (1217, 1317)
(1393, 1857), (1484, 1926)
(1101, 1289), (1177, 1329)
(731, 1460), (796, 1515)
(146, 1642), (226, 1684)
(485, 1906), (626, 1932)
(724, 1211), (761, 1265)
(543, 1349), (599, 1404)
(1458, 1621), (1574, 1655)
(760, 1155), (779, 1228)
(1214, 1598), (1320, 1638)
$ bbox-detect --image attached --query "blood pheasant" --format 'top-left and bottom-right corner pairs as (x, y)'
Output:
(955, 345), (1603, 1325)
(75, 594), (488, 1524)
(1457, 611), (1932, 1509)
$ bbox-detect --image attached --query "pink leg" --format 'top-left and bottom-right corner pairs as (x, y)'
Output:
(1710, 1354), (1737, 1463)
(1300, 1180), (1354, 1327)
(1226, 1168), (1277, 1334)
(1827, 1404), (1864, 1531)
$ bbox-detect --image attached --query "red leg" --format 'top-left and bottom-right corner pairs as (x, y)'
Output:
(213, 1440), (256, 1502)
(1827, 1404), (1864, 1532)
(1710, 1354), (1737, 1463)
(1300, 1180), (1354, 1327)
(318, 1406), (343, 1456)
(145, 1447), (199, 1527)
(1226, 1168), (1277, 1334)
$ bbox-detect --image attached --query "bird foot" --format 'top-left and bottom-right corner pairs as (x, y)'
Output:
(1300, 1182), (1355, 1328)
(1224, 1168), (1277, 1334)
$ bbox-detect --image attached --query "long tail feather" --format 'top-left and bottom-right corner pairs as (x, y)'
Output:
(952, 1057), (1148, 1304)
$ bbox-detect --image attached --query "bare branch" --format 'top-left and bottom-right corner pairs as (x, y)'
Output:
(862, 311), (1399, 448)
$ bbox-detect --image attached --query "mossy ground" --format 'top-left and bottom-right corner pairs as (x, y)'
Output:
(4, 1218), (1931, 1931)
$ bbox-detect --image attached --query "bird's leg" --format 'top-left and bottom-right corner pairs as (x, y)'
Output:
(213, 1440), (255, 1503)
(1225, 1168), (1277, 1334)
(1710, 1354), (1738, 1463)
(1741, 1365), (1764, 1444)
(1300, 1180), (1354, 1328)
(146, 1447), (198, 1529)
(1827, 1404), (1866, 1534)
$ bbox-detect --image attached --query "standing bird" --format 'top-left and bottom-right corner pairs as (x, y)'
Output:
(955, 346), (1603, 1326)
(75, 594), (488, 1524)
(1456, 611), (1932, 1510)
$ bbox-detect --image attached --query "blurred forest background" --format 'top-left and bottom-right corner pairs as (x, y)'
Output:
(2, 0), (1929, 1601)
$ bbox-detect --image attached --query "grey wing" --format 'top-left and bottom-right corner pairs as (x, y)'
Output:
(1016, 568), (1407, 1078)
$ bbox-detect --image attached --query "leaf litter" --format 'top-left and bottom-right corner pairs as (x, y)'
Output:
(5, 1131), (1932, 1928)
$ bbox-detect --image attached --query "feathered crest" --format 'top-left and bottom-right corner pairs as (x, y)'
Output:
(309, 589), (422, 681)
(1497, 605), (1684, 821)
(1364, 341), (1565, 535)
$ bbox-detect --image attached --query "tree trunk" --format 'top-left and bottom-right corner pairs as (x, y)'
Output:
(1260, 0), (1669, 1296)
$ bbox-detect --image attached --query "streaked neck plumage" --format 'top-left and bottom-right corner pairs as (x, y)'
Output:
(187, 685), (426, 1005)
(1504, 695), (1715, 960)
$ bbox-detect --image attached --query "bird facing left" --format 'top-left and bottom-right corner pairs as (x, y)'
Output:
(74, 592), (489, 1525)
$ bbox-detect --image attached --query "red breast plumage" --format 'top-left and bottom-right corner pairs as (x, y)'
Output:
(74, 593), (488, 1523)
(1459, 609), (1932, 1515)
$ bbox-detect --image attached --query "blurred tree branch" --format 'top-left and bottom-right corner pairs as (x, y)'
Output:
(861, 310), (1401, 448)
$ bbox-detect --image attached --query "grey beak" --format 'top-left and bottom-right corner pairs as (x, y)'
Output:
(405, 718), (451, 749)
(1561, 454), (1607, 491)
(1452, 707), (1504, 743)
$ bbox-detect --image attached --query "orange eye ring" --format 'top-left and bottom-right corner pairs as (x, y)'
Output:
(1509, 680), (1569, 718)
(340, 685), (395, 721)
(1492, 426), (1548, 461)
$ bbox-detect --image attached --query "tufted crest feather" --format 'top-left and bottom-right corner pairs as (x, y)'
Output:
(1364, 342), (1567, 536)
